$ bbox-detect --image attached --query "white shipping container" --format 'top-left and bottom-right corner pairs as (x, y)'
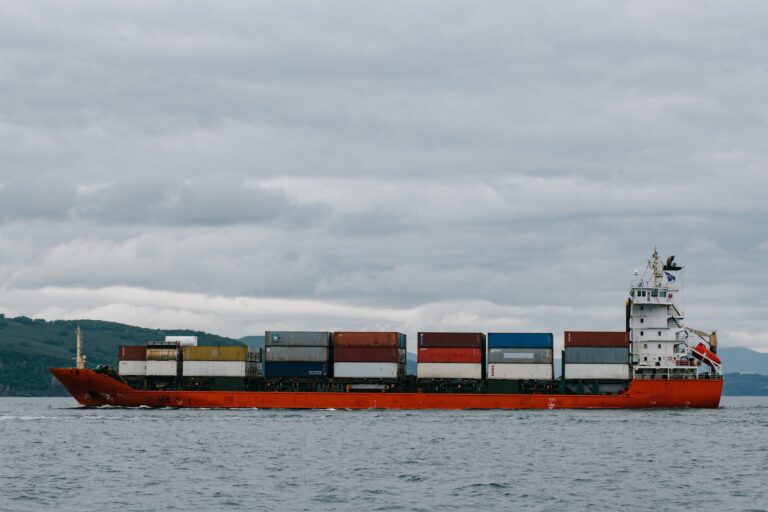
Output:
(416, 363), (482, 379)
(118, 360), (146, 376)
(165, 335), (198, 346)
(182, 361), (261, 377)
(333, 362), (401, 379)
(564, 363), (629, 380)
(487, 363), (553, 380)
(145, 360), (178, 376)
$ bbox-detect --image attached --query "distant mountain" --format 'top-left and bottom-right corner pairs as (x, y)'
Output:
(0, 315), (241, 396)
(717, 347), (768, 375)
(239, 335), (265, 347)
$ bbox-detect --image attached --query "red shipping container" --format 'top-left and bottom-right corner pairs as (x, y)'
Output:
(418, 347), (483, 363)
(564, 331), (629, 348)
(418, 332), (485, 348)
(333, 332), (399, 348)
(333, 347), (403, 363)
(119, 345), (147, 361)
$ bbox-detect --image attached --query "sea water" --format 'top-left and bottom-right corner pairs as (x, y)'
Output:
(1, 397), (766, 511)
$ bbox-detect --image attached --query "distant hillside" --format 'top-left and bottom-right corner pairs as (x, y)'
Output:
(0, 314), (241, 396)
(717, 347), (768, 375)
(239, 335), (265, 347)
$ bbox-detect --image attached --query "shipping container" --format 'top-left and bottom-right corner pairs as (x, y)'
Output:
(564, 331), (629, 348)
(182, 361), (260, 377)
(417, 347), (483, 363)
(263, 362), (328, 378)
(332, 362), (402, 379)
(417, 332), (485, 348)
(248, 347), (262, 362)
(487, 363), (553, 380)
(118, 346), (146, 361)
(145, 360), (178, 376)
(332, 332), (405, 348)
(183, 346), (253, 361)
(264, 346), (329, 363)
(416, 363), (482, 379)
(487, 333), (553, 349)
(264, 331), (331, 347)
(564, 347), (629, 364)
(146, 348), (178, 361)
(333, 347), (404, 363)
(487, 348), (553, 364)
(564, 363), (629, 380)
(164, 335), (198, 346)
(118, 360), (146, 376)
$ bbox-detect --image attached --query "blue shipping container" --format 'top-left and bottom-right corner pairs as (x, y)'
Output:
(487, 333), (553, 349)
(263, 362), (328, 378)
(398, 333), (407, 349)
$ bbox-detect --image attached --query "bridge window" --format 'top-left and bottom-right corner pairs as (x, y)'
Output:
(640, 318), (644, 324)
(651, 290), (658, 297)
(660, 291), (667, 297)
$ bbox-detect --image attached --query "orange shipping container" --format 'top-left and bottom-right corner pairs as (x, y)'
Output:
(564, 331), (629, 348)
(333, 332), (401, 348)
(418, 347), (483, 364)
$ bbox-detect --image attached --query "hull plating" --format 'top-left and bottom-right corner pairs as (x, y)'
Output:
(49, 368), (723, 410)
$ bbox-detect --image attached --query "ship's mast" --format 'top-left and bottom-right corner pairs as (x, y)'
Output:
(651, 247), (660, 288)
(75, 325), (86, 370)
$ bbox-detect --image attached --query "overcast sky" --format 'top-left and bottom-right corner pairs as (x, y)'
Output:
(1, 2), (766, 352)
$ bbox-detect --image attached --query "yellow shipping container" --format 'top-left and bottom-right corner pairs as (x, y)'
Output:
(183, 346), (249, 361)
(146, 348), (178, 361)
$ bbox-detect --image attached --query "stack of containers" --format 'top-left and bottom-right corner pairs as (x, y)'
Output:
(332, 332), (406, 379)
(165, 335), (198, 346)
(486, 333), (554, 380)
(145, 343), (180, 377)
(118, 346), (147, 377)
(417, 332), (485, 379)
(264, 331), (330, 378)
(182, 346), (261, 377)
(563, 331), (630, 379)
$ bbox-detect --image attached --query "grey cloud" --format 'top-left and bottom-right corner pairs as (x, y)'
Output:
(1, 2), (767, 348)
(0, 176), (329, 226)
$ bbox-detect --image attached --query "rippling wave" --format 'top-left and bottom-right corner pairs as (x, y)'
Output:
(0, 397), (766, 511)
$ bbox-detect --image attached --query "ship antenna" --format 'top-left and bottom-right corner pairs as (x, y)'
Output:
(75, 325), (86, 370)
(651, 247), (660, 288)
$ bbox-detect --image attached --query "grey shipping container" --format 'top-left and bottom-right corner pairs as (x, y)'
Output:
(265, 331), (331, 347)
(487, 348), (553, 364)
(265, 346), (329, 363)
(564, 347), (629, 364)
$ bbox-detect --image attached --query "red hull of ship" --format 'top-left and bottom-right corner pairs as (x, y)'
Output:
(49, 368), (723, 409)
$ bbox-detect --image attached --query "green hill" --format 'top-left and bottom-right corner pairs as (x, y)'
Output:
(0, 314), (241, 396)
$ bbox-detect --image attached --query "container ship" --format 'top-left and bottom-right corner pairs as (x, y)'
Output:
(50, 250), (723, 409)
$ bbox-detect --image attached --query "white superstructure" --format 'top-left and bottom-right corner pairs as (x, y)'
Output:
(629, 249), (721, 379)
